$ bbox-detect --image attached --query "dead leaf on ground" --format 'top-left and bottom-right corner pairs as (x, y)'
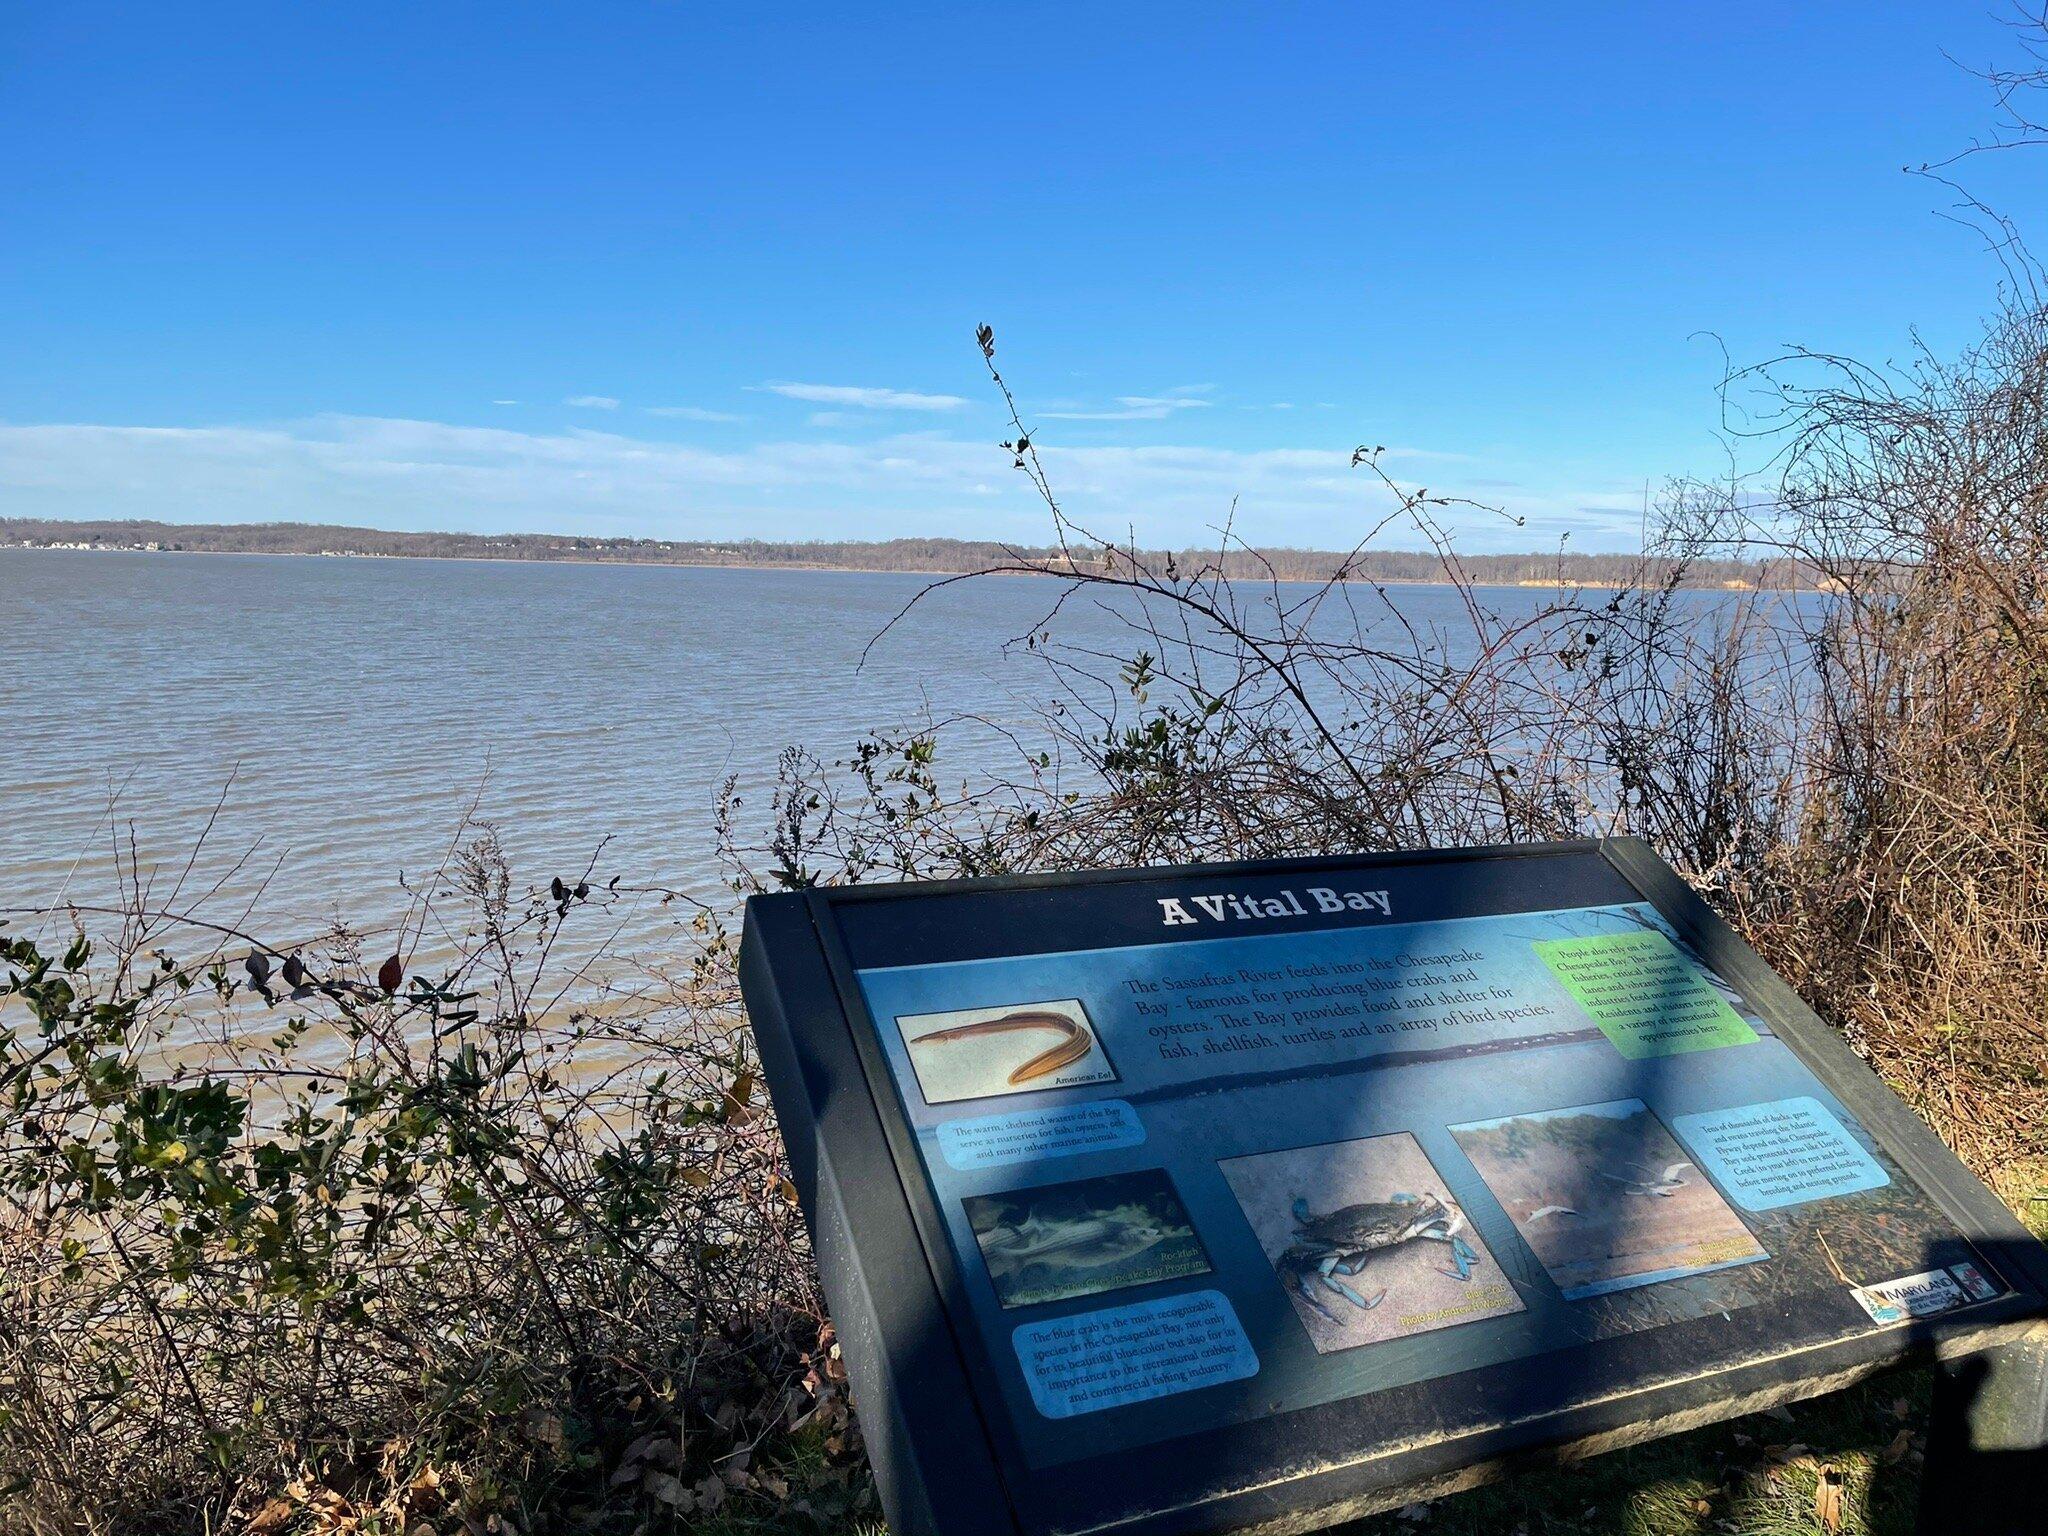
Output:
(643, 1471), (692, 1510)
(1814, 1463), (1845, 1533)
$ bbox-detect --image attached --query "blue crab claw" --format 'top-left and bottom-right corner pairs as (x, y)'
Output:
(1437, 1235), (1478, 1282)
(1319, 1256), (1388, 1312)
(1390, 1191), (1421, 1204)
(1293, 1271), (1338, 1321)
(1322, 1272), (1387, 1310)
(1291, 1197), (1312, 1225)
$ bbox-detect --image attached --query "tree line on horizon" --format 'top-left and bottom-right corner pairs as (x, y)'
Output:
(0, 516), (1811, 589)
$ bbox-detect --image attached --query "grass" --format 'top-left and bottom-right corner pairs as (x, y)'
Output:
(1342, 1372), (1930, 1536)
(1987, 1157), (2048, 1243)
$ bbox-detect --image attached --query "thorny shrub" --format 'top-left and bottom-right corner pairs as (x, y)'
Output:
(0, 833), (873, 1536)
(727, 318), (2048, 1186)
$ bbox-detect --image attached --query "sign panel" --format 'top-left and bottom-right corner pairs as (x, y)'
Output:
(740, 840), (2048, 1536)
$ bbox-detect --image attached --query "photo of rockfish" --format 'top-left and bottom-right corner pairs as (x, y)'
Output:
(964, 1169), (1210, 1308)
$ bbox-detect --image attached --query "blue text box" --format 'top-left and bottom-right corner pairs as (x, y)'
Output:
(1672, 1096), (1888, 1211)
(937, 1098), (1144, 1171)
(1012, 1289), (1257, 1419)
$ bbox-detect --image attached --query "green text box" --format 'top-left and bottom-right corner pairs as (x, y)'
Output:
(1532, 929), (1758, 1059)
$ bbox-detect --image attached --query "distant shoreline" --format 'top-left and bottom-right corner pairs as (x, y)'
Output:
(3, 542), (1207, 585)
(0, 542), (1795, 593)
(0, 519), (1816, 592)
(0, 540), (1048, 579)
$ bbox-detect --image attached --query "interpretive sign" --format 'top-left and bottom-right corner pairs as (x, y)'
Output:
(739, 840), (2048, 1536)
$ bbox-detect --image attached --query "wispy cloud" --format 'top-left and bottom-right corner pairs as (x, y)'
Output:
(1041, 403), (1207, 421)
(755, 382), (968, 411)
(1120, 395), (1212, 412)
(644, 405), (743, 422)
(492, 399), (521, 406)
(1041, 386), (1216, 422)
(563, 395), (621, 409)
(0, 415), (1653, 551)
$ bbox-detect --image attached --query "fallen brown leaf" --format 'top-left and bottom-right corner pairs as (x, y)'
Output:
(1814, 1463), (1845, 1533)
(643, 1471), (691, 1510)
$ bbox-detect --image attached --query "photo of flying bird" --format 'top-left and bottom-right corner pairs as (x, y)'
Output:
(1599, 1160), (1693, 1198)
(1453, 1101), (1766, 1301)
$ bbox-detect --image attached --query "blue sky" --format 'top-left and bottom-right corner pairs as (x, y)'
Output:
(1, 3), (2037, 551)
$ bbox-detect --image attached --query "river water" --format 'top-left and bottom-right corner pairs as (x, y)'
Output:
(1, 549), (1778, 967)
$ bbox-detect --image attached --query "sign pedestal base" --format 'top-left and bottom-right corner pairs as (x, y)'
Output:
(1921, 1328), (2048, 1534)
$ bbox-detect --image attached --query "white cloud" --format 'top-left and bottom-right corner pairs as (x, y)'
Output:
(644, 405), (743, 422)
(1041, 390), (1215, 422)
(0, 414), (1655, 551)
(492, 399), (521, 406)
(564, 395), (621, 409)
(1040, 408), (1171, 421)
(756, 382), (968, 411)
(1120, 395), (1211, 411)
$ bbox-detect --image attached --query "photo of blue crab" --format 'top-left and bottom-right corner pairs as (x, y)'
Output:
(1276, 1191), (1481, 1320)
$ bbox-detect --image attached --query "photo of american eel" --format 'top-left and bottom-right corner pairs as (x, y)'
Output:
(909, 1008), (1096, 1086)
(891, 997), (1117, 1104)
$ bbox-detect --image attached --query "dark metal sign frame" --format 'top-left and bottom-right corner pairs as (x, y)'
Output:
(739, 838), (2048, 1536)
